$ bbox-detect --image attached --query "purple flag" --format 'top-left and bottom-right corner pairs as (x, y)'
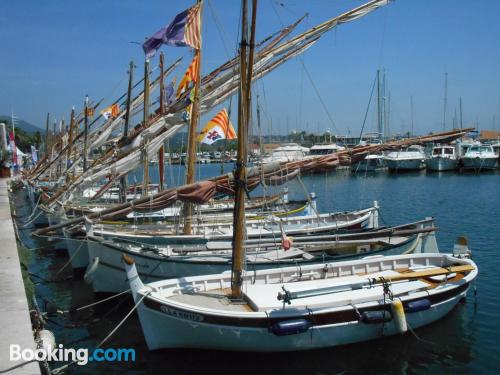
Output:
(164, 82), (175, 106)
(143, 9), (190, 58)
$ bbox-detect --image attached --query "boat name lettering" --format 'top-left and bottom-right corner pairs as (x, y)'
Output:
(159, 306), (204, 322)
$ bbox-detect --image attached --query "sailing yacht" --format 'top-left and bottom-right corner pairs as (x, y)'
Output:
(426, 144), (458, 172)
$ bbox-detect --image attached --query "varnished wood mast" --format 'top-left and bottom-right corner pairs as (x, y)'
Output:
(184, 0), (204, 235)
(231, 0), (258, 299)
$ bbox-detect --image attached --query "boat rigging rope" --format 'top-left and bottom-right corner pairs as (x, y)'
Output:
(269, 1), (337, 132)
(51, 290), (152, 375)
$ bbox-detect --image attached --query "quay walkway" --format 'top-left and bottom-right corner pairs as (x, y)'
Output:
(0, 178), (40, 374)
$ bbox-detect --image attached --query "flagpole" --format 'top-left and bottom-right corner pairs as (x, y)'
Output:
(183, 0), (203, 235)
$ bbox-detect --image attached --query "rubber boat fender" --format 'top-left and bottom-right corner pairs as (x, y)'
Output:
(270, 319), (312, 336)
(38, 329), (56, 351)
(405, 298), (431, 313)
(360, 310), (392, 324)
(391, 299), (407, 334)
(84, 257), (99, 284)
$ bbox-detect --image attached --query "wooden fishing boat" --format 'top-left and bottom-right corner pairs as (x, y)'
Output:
(60, 197), (308, 270)
(89, 204), (378, 245)
(123, 248), (477, 351)
(84, 218), (438, 293)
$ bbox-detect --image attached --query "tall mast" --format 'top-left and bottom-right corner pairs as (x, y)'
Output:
(183, 0), (203, 235)
(387, 90), (391, 138)
(66, 107), (75, 180)
(443, 72), (447, 131)
(158, 52), (166, 192)
(142, 59), (150, 197)
(120, 60), (134, 202)
(459, 96), (463, 130)
(231, 0), (256, 299)
(410, 96), (414, 137)
(44, 113), (50, 158)
(376, 69), (382, 138)
(83, 95), (89, 171)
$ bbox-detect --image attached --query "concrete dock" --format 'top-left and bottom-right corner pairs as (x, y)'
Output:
(0, 178), (40, 374)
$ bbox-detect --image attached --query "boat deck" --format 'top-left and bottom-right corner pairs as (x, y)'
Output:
(169, 288), (253, 312)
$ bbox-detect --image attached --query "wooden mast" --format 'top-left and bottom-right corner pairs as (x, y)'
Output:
(66, 107), (75, 182)
(158, 52), (165, 191)
(231, 0), (257, 299)
(142, 59), (150, 197)
(83, 95), (89, 171)
(120, 60), (134, 202)
(183, 0), (203, 235)
(44, 113), (50, 159)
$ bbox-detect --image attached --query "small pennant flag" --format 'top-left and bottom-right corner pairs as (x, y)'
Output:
(197, 108), (236, 145)
(100, 103), (120, 120)
(142, 3), (202, 58)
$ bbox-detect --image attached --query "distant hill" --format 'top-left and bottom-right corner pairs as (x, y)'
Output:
(0, 115), (43, 135)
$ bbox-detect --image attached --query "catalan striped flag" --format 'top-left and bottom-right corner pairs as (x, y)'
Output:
(197, 108), (236, 145)
(142, 3), (202, 58)
(176, 53), (200, 98)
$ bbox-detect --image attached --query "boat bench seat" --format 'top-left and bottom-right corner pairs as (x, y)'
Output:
(244, 270), (429, 311)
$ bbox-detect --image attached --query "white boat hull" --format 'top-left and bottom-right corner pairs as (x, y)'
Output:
(426, 157), (458, 171)
(86, 224), (437, 294)
(385, 158), (425, 171)
(137, 290), (467, 351)
(127, 253), (476, 351)
(461, 156), (497, 170)
(62, 229), (89, 270)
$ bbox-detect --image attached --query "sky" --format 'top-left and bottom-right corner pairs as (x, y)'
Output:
(1, 0), (500, 137)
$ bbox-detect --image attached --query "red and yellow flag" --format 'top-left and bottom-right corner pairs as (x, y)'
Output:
(176, 53), (200, 98)
(197, 108), (236, 145)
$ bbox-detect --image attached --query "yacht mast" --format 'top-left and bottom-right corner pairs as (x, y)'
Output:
(443, 72), (447, 131)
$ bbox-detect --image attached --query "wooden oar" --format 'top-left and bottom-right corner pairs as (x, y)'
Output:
(377, 264), (475, 283)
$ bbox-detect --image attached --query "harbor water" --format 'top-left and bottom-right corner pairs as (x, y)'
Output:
(14, 165), (500, 374)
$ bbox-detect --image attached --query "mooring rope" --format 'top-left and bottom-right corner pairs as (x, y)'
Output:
(51, 290), (151, 375)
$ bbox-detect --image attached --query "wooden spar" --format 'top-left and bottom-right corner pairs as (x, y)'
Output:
(183, 0), (203, 235)
(67, 107), (75, 179)
(83, 95), (89, 171)
(120, 61), (135, 202)
(231, 0), (254, 299)
(158, 52), (165, 191)
(142, 59), (150, 197)
(30, 59), (181, 183)
(44, 113), (50, 158)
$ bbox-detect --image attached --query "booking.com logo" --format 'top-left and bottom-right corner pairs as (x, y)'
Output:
(10, 344), (135, 365)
